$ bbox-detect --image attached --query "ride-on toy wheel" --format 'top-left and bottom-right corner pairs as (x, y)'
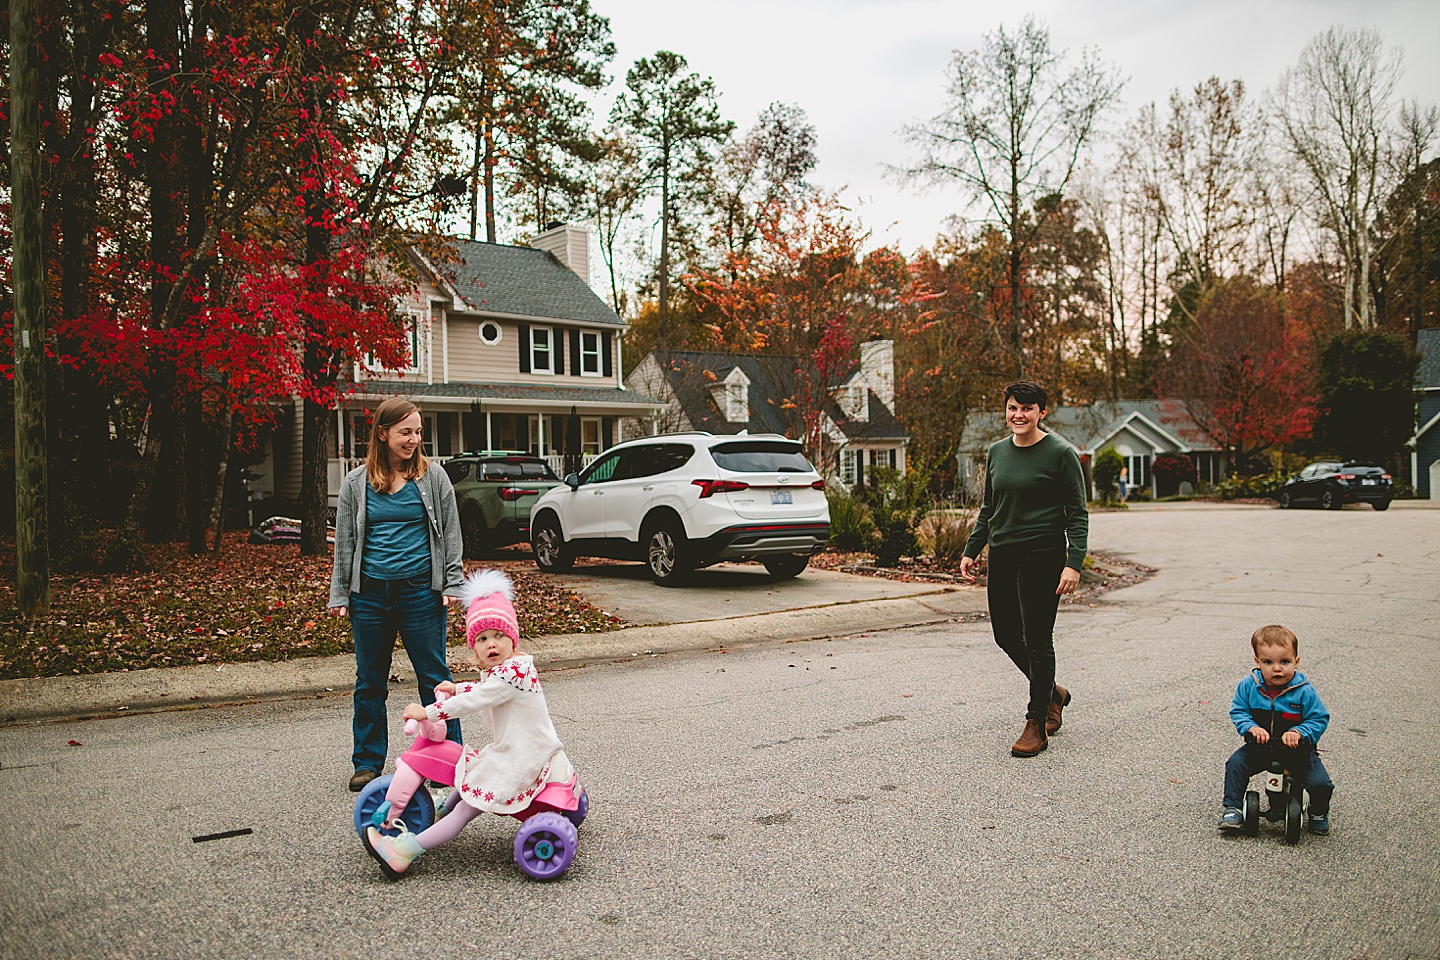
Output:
(353, 775), (435, 839)
(514, 812), (578, 880)
(1242, 790), (1260, 837)
(1283, 795), (1303, 845)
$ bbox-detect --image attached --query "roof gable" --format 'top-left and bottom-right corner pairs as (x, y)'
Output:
(416, 238), (623, 326)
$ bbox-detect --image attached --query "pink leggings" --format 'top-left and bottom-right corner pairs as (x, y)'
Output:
(416, 791), (476, 850)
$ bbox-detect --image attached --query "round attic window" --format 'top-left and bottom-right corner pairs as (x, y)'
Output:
(479, 321), (502, 345)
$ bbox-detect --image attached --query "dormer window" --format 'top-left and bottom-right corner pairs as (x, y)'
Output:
(709, 367), (750, 423)
(837, 379), (868, 422)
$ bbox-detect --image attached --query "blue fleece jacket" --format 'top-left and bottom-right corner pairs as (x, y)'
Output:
(1229, 669), (1330, 745)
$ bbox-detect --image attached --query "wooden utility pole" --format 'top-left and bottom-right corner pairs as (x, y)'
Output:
(11, 0), (51, 617)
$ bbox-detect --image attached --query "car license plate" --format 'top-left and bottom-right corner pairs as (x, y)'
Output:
(771, 490), (793, 505)
(1362, 479), (1375, 485)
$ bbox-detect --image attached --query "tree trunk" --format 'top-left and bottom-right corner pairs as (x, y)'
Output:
(11, 0), (50, 616)
(208, 404), (235, 553)
(300, 394), (333, 556)
(658, 155), (671, 347)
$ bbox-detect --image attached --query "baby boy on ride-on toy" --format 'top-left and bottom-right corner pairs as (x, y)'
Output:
(362, 569), (585, 878)
(1218, 624), (1333, 836)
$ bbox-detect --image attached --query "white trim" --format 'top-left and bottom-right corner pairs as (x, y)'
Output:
(478, 320), (504, 345)
(408, 248), (469, 310)
(446, 307), (623, 330)
(1089, 410), (1189, 455)
(1413, 409), (1440, 442)
(342, 391), (666, 413)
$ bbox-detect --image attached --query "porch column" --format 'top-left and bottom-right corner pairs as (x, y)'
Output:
(537, 413), (546, 457)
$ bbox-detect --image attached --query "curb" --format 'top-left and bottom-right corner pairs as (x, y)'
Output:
(0, 587), (982, 726)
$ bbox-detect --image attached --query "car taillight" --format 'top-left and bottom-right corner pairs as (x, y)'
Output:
(1336, 473), (1356, 481)
(498, 487), (539, 501)
(811, 479), (826, 491)
(1382, 473), (1392, 480)
(692, 479), (749, 499)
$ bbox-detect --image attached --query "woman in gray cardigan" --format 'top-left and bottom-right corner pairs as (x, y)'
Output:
(328, 398), (465, 791)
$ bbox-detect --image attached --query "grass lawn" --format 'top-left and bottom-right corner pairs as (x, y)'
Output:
(0, 535), (627, 681)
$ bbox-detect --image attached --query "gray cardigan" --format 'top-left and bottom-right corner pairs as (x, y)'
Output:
(328, 463), (465, 608)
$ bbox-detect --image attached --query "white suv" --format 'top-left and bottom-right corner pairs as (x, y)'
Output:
(528, 433), (831, 585)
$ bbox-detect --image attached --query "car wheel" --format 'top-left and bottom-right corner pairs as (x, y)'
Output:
(1277, 490), (1292, 510)
(1320, 489), (1340, 510)
(460, 506), (489, 558)
(645, 517), (692, 587)
(531, 515), (572, 572)
(1373, 499), (1390, 511)
(762, 554), (809, 580)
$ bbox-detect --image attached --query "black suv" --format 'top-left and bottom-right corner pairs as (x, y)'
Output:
(1277, 461), (1392, 511)
(442, 452), (564, 556)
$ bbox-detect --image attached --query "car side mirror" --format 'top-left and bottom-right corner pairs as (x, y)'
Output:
(564, 473), (580, 489)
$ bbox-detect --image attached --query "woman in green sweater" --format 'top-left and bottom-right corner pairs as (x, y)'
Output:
(959, 381), (1089, 758)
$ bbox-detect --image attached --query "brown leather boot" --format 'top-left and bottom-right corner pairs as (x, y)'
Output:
(1011, 718), (1048, 757)
(1047, 684), (1072, 735)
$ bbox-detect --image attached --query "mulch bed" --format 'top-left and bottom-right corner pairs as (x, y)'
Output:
(0, 536), (625, 681)
(808, 549), (1155, 607)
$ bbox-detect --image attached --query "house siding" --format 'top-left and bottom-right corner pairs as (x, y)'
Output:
(443, 315), (618, 387)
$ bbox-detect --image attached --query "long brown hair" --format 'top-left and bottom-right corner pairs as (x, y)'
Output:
(366, 397), (429, 492)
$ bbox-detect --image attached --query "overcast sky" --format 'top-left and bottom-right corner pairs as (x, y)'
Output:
(588, 0), (1440, 255)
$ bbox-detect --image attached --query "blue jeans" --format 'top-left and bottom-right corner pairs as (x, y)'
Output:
(349, 575), (460, 773)
(1223, 741), (1333, 815)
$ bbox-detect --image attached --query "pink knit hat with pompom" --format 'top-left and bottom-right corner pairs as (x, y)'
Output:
(459, 569), (519, 648)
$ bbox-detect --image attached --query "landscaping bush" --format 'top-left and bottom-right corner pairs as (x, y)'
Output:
(826, 486), (875, 551)
(867, 465), (928, 567)
(1212, 469), (1289, 500)
(917, 509), (976, 566)
(1093, 448), (1124, 504)
(1152, 454), (1194, 497)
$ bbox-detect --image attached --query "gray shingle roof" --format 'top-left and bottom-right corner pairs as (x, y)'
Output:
(647, 350), (907, 441)
(957, 399), (1218, 454)
(1418, 329), (1440, 389)
(421, 238), (623, 326)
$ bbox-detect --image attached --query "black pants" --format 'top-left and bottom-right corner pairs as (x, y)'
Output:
(986, 540), (1065, 721)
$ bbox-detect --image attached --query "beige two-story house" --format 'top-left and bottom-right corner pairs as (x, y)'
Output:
(248, 223), (665, 512)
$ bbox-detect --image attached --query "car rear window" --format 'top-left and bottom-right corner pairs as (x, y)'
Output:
(443, 461), (470, 483)
(478, 459), (558, 481)
(710, 440), (814, 473)
(1344, 465), (1384, 476)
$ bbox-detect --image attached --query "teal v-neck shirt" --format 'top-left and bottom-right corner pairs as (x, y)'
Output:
(963, 433), (1089, 569)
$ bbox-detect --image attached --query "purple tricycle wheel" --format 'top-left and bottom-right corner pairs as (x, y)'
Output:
(563, 788), (589, 829)
(513, 812), (578, 880)
(352, 775), (435, 839)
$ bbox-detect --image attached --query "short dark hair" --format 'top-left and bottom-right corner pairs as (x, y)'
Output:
(1003, 380), (1048, 411)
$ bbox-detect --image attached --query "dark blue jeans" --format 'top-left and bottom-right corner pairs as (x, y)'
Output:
(1223, 741), (1333, 815)
(987, 540), (1066, 721)
(349, 575), (460, 773)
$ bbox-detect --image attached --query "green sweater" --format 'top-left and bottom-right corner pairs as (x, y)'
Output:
(963, 433), (1089, 569)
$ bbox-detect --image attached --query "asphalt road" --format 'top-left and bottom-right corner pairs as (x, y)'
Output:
(1, 503), (1437, 960)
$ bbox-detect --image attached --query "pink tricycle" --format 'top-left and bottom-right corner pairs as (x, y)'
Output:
(351, 691), (589, 880)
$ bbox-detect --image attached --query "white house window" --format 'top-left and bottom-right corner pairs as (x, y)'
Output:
(840, 448), (858, 486)
(530, 325), (554, 374)
(365, 314), (422, 374)
(581, 417), (601, 454)
(726, 383), (746, 421)
(579, 330), (602, 376)
(479, 321), (502, 345)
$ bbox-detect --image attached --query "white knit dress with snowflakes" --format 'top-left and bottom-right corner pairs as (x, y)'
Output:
(424, 654), (567, 814)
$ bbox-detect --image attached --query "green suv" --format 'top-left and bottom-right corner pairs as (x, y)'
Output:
(442, 452), (564, 557)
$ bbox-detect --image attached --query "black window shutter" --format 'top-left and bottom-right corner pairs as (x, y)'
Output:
(569, 329), (581, 376)
(552, 327), (563, 373)
(518, 323), (531, 373)
(602, 331), (613, 377)
(602, 418), (613, 450)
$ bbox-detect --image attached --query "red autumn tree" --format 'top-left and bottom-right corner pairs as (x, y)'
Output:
(1159, 276), (1318, 473)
